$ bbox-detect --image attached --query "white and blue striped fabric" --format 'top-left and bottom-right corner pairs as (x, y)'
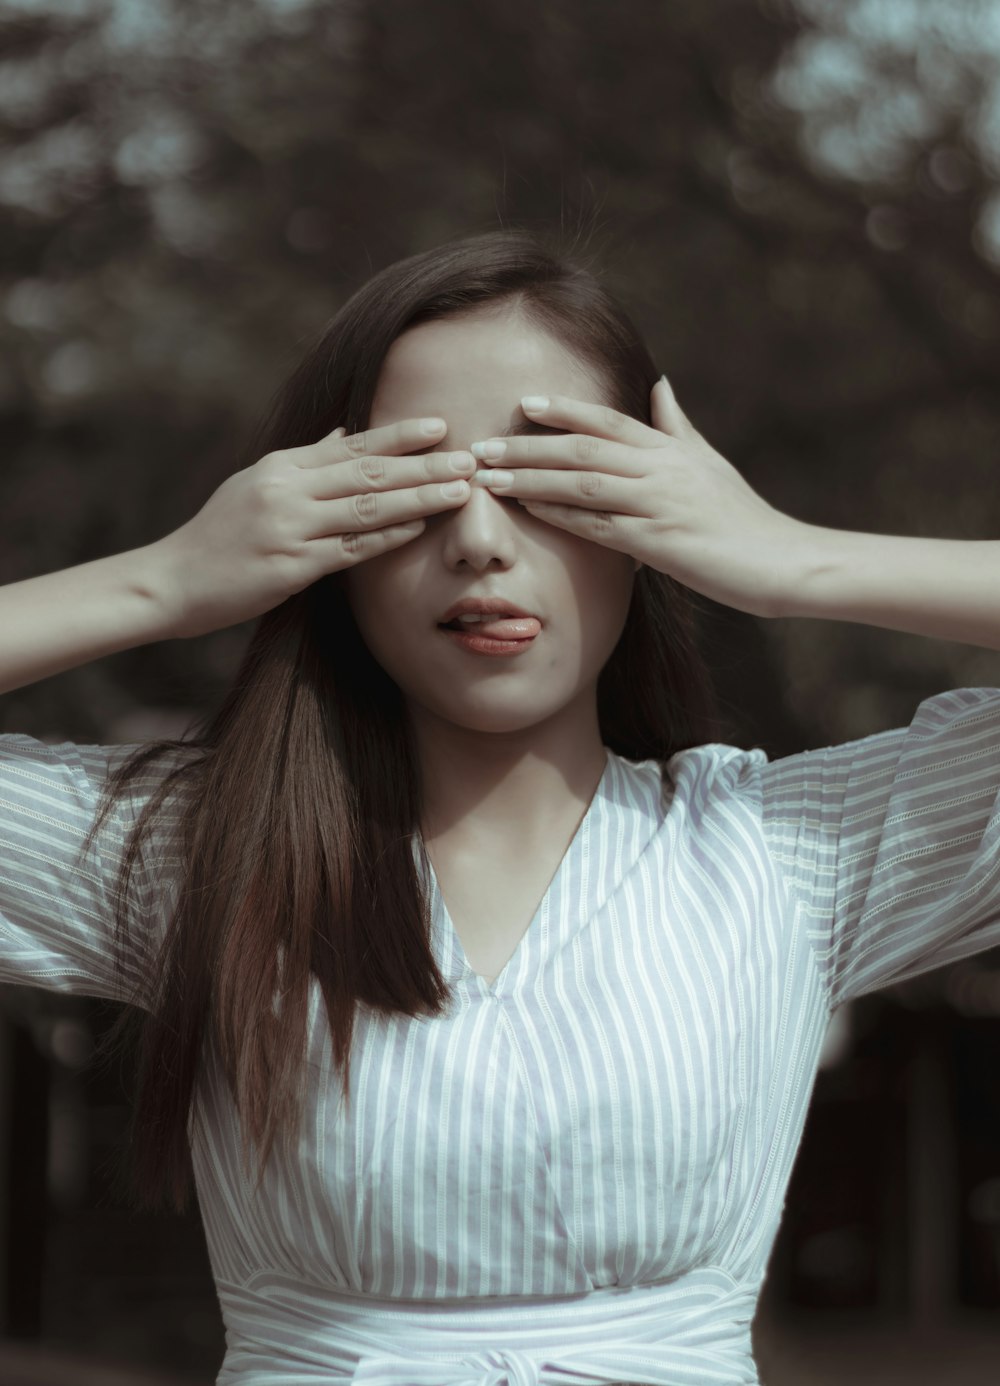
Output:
(1, 686), (998, 1384)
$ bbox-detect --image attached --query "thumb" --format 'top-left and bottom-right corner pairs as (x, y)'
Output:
(652, 373), (691, 438)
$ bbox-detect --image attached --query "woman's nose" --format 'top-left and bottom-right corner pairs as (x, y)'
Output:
(438, 469), (520, 565)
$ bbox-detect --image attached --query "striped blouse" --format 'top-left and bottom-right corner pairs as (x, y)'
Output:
(1, 686), (999, 1385)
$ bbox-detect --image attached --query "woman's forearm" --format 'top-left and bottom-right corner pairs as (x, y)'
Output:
(0, 543), (179, 696)
(779, 526), (1000, 652)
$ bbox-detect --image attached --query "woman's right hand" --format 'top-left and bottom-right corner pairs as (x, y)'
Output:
(153, 417), (474, 639)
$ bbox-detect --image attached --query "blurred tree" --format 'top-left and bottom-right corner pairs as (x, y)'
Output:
(759, 0), (1000, 738)
(1, 0), (998, 748)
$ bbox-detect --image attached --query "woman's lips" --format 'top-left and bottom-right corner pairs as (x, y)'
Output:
(438, 626), (540, 656)
(441, 616), (542, 639)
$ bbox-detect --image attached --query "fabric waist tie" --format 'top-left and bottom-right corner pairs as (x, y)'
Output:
(216, 1267), (758, 1385)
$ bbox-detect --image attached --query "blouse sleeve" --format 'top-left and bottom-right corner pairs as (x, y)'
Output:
(742, 687), (1000, 1010)
(0, 733), (181, 1008)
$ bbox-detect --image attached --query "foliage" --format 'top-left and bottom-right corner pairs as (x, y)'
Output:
(1, 0), (998, 752)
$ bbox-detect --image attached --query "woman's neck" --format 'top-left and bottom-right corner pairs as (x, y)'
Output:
(413, 704), (607, 854)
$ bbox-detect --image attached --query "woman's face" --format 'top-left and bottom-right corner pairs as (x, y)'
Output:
(342, 306), (637, 738)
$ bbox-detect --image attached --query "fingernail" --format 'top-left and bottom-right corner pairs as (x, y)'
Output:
(521, 395), (549, 412)
(441, 480), (469, 499)
(448, 451), (474, 472)
(421, 417), (446, 435)
(482, 469), (514, 490)
(471, 440), (506, 460)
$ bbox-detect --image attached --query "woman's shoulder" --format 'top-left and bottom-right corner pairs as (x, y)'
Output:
(0, 729), (202, 770)
(606, 740), (769, 829)
(658, 686), (1000, 818)
(0, 731), (203, 833)
(662, 739), (769, 800)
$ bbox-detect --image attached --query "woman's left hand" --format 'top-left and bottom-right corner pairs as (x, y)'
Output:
(471, 378), (811, 619)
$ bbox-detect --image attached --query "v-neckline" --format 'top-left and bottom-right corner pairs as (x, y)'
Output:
(421, 749), (612, 997)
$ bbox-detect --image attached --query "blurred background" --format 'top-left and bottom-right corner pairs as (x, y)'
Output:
(0, 0), (999, 1381)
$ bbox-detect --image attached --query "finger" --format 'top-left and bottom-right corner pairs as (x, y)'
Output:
(301, 476), (473, 538)
(309, 450), (474, 502)
(309, 518), (429, 573)
(299, 416), (448, 468)
(481, 466), (645, 515)
(316, 423), (349, 447)
(517, 393), (664, 448)
(470, 432), (642, 476)
(651, 375), (693, 438)
(515, 497), (638, 553)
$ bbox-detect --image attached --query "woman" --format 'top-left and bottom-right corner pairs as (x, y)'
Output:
(1, 229), (997, 1385)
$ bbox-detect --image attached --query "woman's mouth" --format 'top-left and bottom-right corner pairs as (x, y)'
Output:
(440, 615), (541, 639)
(437, 615), (541, 656)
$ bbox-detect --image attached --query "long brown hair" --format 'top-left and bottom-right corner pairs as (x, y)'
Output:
(84, 227), (724, 1213)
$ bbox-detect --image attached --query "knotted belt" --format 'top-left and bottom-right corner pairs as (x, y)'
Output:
(217, 1267), (759, 1385)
